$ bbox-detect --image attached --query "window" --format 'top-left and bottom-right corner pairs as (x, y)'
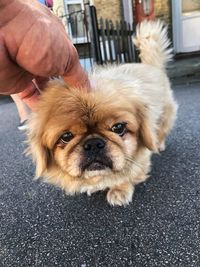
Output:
(64, 0), (88, 43)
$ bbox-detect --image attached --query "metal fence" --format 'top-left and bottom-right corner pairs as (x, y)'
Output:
(97, 18), (138, 64)
(56, 5), (138, 70)
(56, 4), (93, 71)
(89, 5), (138, 65)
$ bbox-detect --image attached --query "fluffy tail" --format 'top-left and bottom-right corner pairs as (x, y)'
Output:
(133, 20), (172, 69)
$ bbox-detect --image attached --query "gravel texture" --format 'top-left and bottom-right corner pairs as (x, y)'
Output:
(0, 83), (200, 267)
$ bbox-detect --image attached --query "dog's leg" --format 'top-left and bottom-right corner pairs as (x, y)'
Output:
(80, 176), (103, 196)
(106, 182), (134, 206)
(157, 102), (177, 152)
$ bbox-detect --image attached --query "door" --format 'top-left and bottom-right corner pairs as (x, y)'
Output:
(172, 0), (200, 53)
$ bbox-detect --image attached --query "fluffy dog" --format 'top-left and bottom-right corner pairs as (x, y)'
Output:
(27, 20), (177, 206)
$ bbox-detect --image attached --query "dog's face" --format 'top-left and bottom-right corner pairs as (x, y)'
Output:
(28, 81), (156, 180)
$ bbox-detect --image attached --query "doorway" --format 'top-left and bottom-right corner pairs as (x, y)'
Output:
(172, 0), (200, 53)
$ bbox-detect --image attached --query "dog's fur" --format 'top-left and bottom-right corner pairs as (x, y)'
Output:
(27, 20), (177, 206)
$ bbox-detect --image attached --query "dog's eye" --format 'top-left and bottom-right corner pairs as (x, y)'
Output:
(60, 132), (74, 144)
(111, 123), (127, 137)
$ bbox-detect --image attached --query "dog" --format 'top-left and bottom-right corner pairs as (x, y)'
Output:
(27, 20), (177, 206)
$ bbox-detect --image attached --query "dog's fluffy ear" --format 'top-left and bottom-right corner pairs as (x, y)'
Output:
(29, 141), (50, 178)
(137, 104), (158, 152)
(26, 118), (51, 178)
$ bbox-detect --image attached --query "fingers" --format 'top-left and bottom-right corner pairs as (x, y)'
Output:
(63, 61), (91, 91)
(34, 76), (50, 92)
(0, 33), (34, 95)
(18, 82), (40, 111)
(0, 0), (91, 104)
(17, 67), (91, 111)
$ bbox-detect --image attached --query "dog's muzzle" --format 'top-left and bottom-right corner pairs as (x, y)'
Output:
(81, 137), (113, 171)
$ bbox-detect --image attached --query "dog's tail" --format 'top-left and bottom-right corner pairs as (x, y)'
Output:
(133, 20), (172, 69)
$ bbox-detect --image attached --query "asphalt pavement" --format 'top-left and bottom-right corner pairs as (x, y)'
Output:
(0, 82), (200, 267)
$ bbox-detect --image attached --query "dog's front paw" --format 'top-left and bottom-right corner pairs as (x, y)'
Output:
(158, 140), (166, 152)
(106, 183), (134, 206)
(80, 185), (98, 196)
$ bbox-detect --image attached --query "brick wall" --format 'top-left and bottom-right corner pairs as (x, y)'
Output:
(93, 0), (172, 24)
(93, 0), (122, 21)
(154, 0), (172, 40)
(154, 0), (171, 25)
(52, 0), (69, 33)
(53, 0), (122, 22)
(53, 0), (65, 16)
(53, 0), (171, 25)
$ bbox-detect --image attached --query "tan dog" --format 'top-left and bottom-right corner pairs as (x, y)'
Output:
(27, 20), (177, 206)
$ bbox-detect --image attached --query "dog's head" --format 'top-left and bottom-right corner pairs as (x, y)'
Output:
(27, 80), (157, 180)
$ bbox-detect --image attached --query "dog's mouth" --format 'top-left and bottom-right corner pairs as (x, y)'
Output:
(81, 158), (113, 172)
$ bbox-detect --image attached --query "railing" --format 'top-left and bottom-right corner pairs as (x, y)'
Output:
(97, 18), (138, 64)
(54, 5), (138, 70)
(89, 5), (138, 66)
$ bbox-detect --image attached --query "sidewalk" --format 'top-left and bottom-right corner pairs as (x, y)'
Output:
(167, 54), (200, 84)
(1, 54), (199, 100)
(79, 54), (200, 84)
(0, 82), (200, 266)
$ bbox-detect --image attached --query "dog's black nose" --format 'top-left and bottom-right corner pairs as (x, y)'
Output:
(83, 137), (105, 152)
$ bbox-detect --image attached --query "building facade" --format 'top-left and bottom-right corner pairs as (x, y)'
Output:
(52, 0), (200, 54)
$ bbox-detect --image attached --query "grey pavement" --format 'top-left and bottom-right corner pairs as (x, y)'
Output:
(167, 54), (200, 82)
(0, 82), (200, 267)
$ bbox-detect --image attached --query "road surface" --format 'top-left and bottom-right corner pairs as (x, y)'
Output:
(0, 82), (200, 267)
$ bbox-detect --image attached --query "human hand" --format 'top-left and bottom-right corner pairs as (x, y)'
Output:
(0, 0), (90, 110)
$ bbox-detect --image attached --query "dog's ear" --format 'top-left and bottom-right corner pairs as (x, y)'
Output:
(30, 141), (51, 178)
(26, 118), (51, 178)
(136, 104), (158, 152)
